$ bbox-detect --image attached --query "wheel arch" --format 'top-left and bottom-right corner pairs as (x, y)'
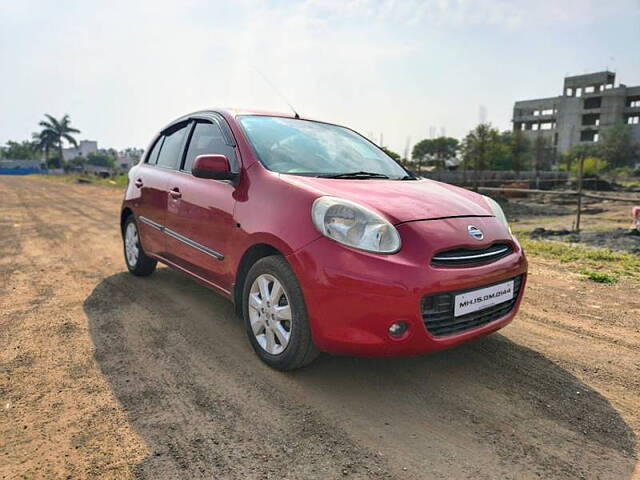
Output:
(120, 207), (134, 235)
(233, 243), (283, 317)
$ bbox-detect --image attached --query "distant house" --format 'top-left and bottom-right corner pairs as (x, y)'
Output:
(116, 149), (143, 172)
(62, 140), (98, 161)
(444, 157), (462, 171)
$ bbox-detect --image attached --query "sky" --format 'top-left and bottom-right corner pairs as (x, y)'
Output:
(1, 0), (639, 156)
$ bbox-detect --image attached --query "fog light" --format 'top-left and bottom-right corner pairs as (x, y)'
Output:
(388, 321), (408, 338)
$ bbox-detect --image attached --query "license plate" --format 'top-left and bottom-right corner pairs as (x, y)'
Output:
(454, 280), (514, 317)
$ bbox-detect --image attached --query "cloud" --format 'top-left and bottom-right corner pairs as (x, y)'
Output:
(293, 0), (626, 31)
(0, 0), (637, 154)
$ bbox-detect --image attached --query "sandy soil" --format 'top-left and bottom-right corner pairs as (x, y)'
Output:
(0, 176), (638, 479)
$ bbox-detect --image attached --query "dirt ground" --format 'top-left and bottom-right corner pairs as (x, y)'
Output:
(1, 175), (639, 479)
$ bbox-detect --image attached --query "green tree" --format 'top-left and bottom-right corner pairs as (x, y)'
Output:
(571, 156), (608, 176)
(380, 146), (401, 162)
(532, 135), (554, 172)
(0, 140), (40, 160)
(487, 141), (512, 170)
(565, 144), (600, 172)
(32, 129), (58, 162)
(87, 151), (115, 168)
(34, 114), (81, 166)
(461, 124), (498, 171)
(599, 123), (639, 168)
(412, 137), (459, 169)
(68, 156), (87, 168)
(510, 130), (530, 173)
(45, 155), (63, 169)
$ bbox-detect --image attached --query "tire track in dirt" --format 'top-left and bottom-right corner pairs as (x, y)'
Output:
(1, 176), (638, 479)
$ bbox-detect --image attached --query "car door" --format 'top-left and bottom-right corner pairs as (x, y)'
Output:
(163, 117), (239, 292)
(131, 135), (168, 256)
(145, 120), (191, 257)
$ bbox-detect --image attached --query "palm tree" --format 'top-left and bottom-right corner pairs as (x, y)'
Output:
(32, 129), (57, 163)
(34, 114), (81, 168)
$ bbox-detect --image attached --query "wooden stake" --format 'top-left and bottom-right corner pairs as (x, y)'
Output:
(575, 154), (584, 232)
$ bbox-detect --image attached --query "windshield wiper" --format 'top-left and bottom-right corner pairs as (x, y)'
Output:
(317, 171), (390, 179)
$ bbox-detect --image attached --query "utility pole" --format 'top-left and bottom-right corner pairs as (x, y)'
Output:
(534, 132), (542, 190)
(474, 148), (480, 193)
(575, 152), (585, 232)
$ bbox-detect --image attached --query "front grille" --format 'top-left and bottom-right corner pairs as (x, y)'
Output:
(431, 243), (513, 267)
(421, 275), (523, 337)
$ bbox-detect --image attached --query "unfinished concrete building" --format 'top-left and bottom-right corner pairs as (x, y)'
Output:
(513, 71), (640, 161)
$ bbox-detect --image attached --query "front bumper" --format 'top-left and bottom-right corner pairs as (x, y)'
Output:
(286, 216), (528, 356)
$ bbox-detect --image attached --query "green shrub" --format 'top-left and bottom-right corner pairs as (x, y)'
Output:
(571, 156), (609, 176)
(578, 269), (618, 284)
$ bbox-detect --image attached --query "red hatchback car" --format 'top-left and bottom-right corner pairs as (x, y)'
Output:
(121, 109), (527, 369)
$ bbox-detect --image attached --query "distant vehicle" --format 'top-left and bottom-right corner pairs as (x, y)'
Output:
(120, 109), (528, 369)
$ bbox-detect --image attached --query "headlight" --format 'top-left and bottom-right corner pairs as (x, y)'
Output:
(483, 195), (511, 234)
(311, 196), (401, 253)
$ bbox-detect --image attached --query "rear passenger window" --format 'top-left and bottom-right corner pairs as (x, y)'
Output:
(145, 137), (163, 164)
(156, 123), (189, 169)
(183, 121), (238, 173)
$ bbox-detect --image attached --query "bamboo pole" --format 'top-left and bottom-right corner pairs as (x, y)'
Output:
(575, 154), (584, 232)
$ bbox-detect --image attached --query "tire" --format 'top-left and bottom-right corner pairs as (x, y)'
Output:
(123, 215), (157, 277)
(242, 255), (319, 370)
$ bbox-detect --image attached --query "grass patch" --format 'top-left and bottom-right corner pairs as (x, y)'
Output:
(33, 173), (128, 188)
(578, 269), (618, 284)
(92, 173), (128, 187)
(518, 236), (640, 281)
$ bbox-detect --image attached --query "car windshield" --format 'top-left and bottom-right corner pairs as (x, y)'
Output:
(238, 115), (410, 179)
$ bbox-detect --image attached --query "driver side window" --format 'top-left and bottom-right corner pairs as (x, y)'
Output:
(183, 121), (238, 173)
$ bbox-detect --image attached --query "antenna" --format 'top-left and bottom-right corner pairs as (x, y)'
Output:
(251, 66), (300, 119)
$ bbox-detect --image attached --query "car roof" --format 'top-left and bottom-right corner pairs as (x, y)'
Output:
(217, 107), (298, 119)
(180, 108), (300, 121)
(161, 108), (304, 131)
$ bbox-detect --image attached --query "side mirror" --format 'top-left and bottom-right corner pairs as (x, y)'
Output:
(192, 154), (239, 182)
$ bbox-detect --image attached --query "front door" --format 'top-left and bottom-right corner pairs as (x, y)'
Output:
(163, 119), (239, 293)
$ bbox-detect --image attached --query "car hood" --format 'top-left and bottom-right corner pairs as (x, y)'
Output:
(279, 175), (493, 224)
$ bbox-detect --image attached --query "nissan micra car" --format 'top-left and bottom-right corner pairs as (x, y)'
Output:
(121, 109), (527, 370)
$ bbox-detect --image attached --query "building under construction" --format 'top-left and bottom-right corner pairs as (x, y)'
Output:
(512, 71), (640, 159)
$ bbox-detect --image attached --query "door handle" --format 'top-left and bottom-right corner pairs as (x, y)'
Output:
(134, 179), (143, 188)
(169, 188), (182, 199)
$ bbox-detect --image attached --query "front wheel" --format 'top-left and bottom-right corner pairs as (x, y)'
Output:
(123, 215), (157, 276)
(243, 256), (319, 370)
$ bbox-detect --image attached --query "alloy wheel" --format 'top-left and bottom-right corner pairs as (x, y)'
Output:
(248, 273), (292, 355)
(124, 221), (139, 267)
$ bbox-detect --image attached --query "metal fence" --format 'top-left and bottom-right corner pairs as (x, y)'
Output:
(418, 170), (569, 187)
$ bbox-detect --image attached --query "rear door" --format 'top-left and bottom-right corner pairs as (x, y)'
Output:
(163, 117), (239, 292)
(150, 121), (191, 257)
(131, 136), (167, 256)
